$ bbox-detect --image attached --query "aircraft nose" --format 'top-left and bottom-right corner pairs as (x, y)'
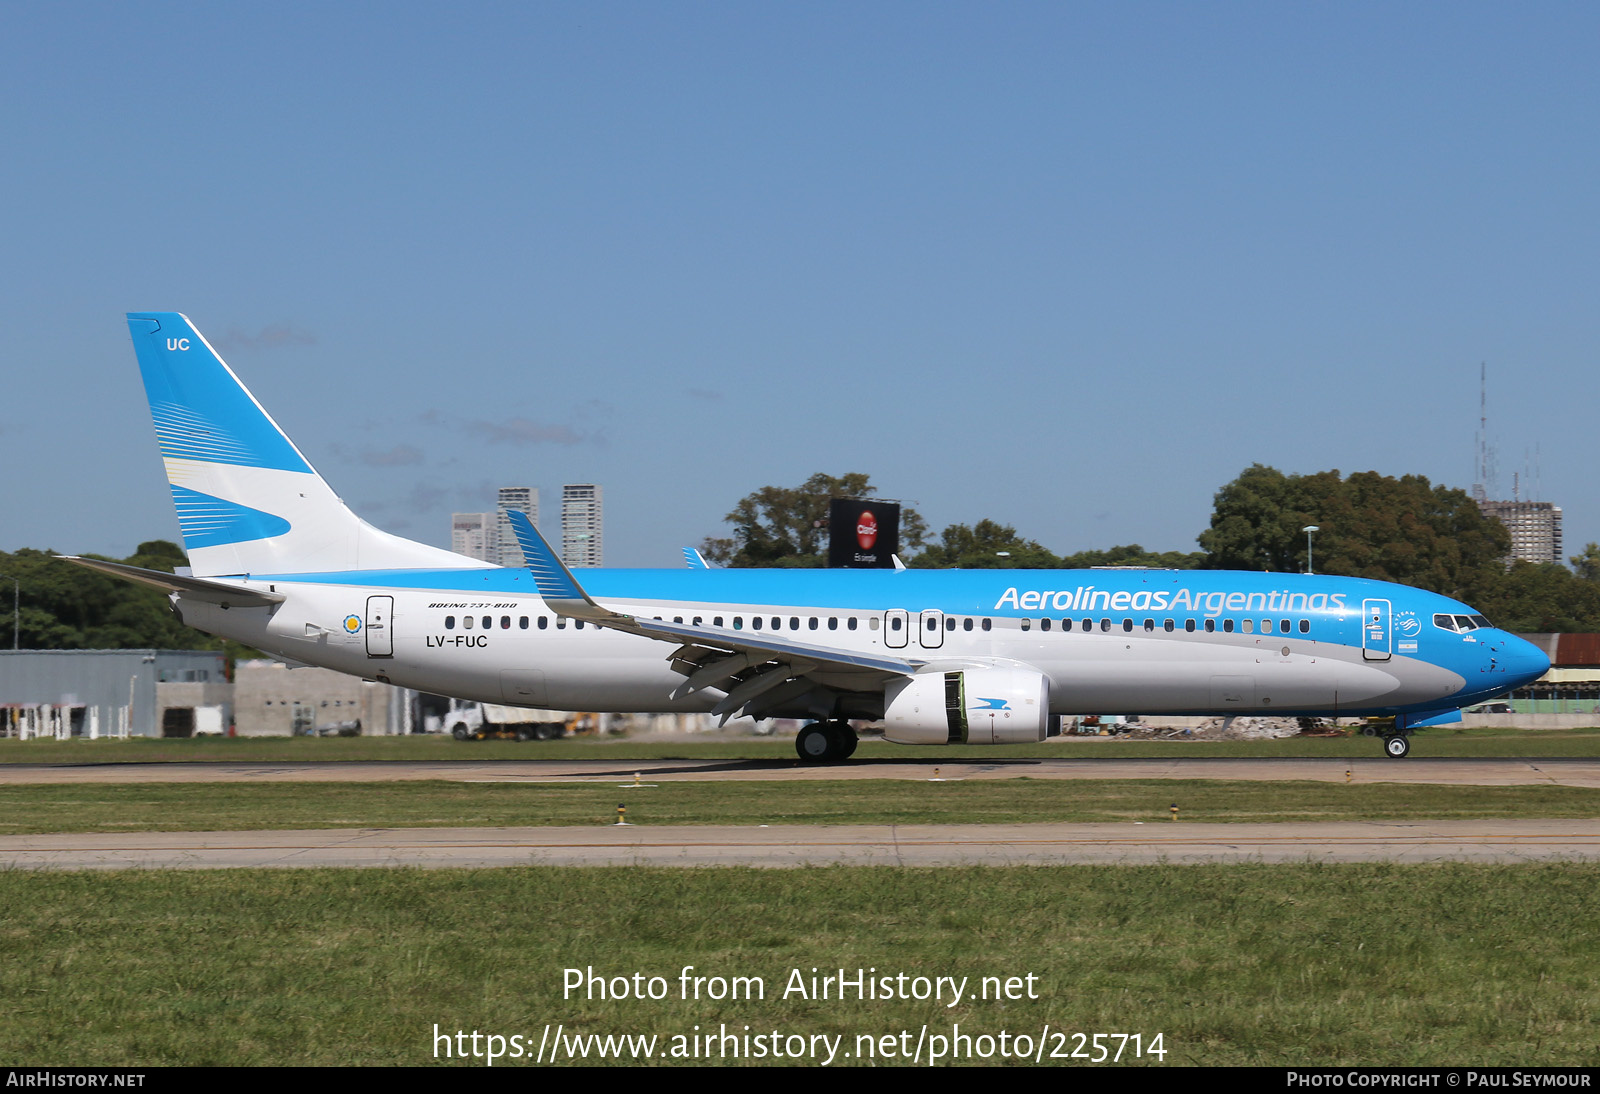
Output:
(1495, 633), (1550, 688)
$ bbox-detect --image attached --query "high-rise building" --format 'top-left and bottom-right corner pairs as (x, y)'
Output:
(561, 484), (603, 568)
(496, 487), (538, 569)
(450, 513), (498, 564)
(1478, 499), (1564, 566)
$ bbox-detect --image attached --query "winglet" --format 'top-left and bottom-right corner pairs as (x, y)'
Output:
(683, 546), (710, 569)
(506, 509), (616, 621)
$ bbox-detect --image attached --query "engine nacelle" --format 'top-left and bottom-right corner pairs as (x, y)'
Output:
(882, 667), (1050, 746)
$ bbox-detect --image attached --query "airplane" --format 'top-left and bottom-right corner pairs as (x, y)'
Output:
(64, 312), (1551, 763)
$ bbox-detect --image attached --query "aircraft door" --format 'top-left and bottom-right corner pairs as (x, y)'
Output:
(1362, 599), (1392, 661)
(919, 609), (945, 649)
(365, 595), (394, 658)
(884, 609), (909, 648)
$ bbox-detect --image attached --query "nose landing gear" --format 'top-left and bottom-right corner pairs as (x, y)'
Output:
(795, 720), (858, 763)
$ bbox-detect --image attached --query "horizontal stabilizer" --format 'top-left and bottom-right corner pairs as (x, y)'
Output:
(57, 556), (284, 607)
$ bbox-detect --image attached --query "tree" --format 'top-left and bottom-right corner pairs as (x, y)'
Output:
(1057, 544), (1202, 570)
(0, 541), (260, 657)
(1474, 561), (1600, 632)
(700, 473), (927, 568)
(1571, 543), (1600, 583)
(1197, 465), (1510, 600)
(910, 520), (1060, 569)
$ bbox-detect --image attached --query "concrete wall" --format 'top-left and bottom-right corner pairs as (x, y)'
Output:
(233, 660), (408, 736)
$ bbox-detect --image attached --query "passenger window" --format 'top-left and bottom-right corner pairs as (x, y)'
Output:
(556, 618), (567, 629)
(1021, 619), (1031, 632)
(674, 616), (683, 624)
(928, 617), (939, 631)
(1040, 618), (1051, 632)
(464, 616), (473, 630)
(1122, 619), (1133, 632)
(1242, 619), (1254, 633)
(1299, 619), (1309, 633)
(500, 616), (510, 629)
(1205, 618), (1215, 633)
(752, 617), (763, 630)
(828, 618), (838, 630)
(714, 616), (724, 627)
(809, 618), (818, 630)
(539, 617), (548, 630)
(1261, 619), (1272, 633)
(890, 617), (902, 631)
(693, 616), (702, 626)
(849, 618), (858, 631)
(1143, 618), (1154, 632)
(445, 615), (455, 630)
(964, 618), (974, 632)
(771, 617), (781, 630)
(519, 616), (528, 629)
(1184, 618), (1195, 632)
(733, 617), (742, 629)
(482, 616), (491, 630)
(1165, 619), (1175, 632)
(869, 618), (879, 631)
(790, 617), (799, 630)
(946, 617), (957, 630)
(1100, 618), (1111, 632)
(982, 619), (992, 632)
(1082, 619), (1092, 632)
(575, 620), (585, 630)
(1223, 619), (1234, 633)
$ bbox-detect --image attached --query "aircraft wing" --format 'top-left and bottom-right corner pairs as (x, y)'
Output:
(507, 511), (920, 719)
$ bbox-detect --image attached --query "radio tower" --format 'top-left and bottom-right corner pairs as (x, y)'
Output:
(1472, 362), (1494, 503)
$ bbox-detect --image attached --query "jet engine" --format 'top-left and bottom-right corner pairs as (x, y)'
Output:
(882, 666), (1050, 745)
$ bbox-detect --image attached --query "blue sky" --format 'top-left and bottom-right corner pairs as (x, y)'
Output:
(4, 2), (1596, 566)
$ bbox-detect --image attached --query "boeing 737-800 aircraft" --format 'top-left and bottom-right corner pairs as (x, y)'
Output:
(66, 313), (1550, 761)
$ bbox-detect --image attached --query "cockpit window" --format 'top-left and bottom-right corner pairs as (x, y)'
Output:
(1434, 614), (1458, 632)
(1470, 614), (1492, 628)
(1454, 615), (1476, 631)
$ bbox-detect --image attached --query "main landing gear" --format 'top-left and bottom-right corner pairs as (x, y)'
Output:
(795, 720), (858, 763)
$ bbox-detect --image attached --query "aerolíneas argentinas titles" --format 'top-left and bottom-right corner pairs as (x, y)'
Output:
(66, 313), (1550, 762)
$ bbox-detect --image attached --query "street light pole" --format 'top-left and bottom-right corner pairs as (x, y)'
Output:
(1302, 526), (1320, 575)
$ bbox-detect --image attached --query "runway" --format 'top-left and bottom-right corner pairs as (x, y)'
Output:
(5, 819), (1599, 869)
(4, 755), (1600, 787)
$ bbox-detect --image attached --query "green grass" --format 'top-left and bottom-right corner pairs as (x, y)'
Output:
(5, 725), (1600, 763)
(3, 778), (1599, 834)
(2, 864), (1596, 1066)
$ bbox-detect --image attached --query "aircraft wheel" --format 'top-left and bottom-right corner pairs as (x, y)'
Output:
(828, 721), (858, 759)
(1383, 734), (1410, 759)
(796, 723), (836, 763)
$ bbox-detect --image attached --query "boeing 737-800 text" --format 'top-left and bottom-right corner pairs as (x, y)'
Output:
(64, 313), (1550, 761)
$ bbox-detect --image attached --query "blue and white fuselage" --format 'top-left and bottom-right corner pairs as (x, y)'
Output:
(68, 313), (1550, 762)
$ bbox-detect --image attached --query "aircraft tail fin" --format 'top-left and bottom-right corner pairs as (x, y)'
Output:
(126, 312), (488, 577)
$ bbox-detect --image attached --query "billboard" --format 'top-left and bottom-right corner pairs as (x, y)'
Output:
(828, 499), (900, 568)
